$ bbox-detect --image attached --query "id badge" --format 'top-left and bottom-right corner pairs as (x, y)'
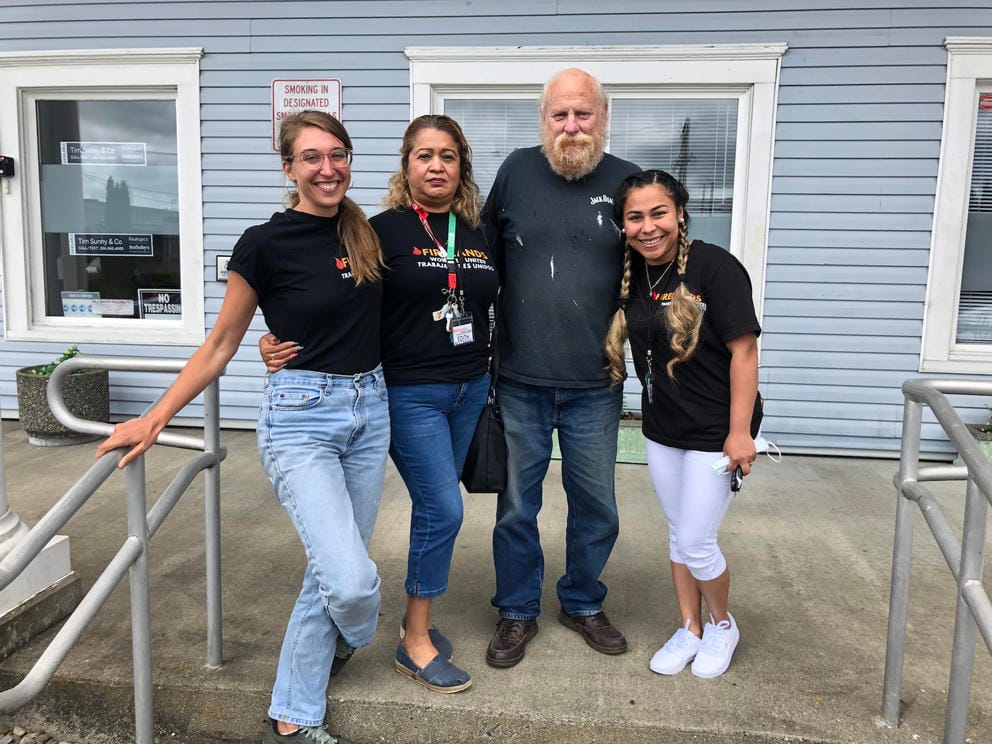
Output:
(450, 312), (474, 347)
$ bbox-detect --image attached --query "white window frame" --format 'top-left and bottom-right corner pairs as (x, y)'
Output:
(921, 37), (992, 373)
(0, 48), (204, 345)
(406, 44), (787, 321)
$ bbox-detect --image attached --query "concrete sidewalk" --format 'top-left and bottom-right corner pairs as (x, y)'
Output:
(0, 420), (989, 743)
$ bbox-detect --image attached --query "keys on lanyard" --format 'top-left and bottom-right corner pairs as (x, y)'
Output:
(645, 349), (655, 405)
(415, 205), (475, 347)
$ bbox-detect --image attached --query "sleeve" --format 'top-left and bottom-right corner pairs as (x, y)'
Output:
(482, 164), (508, 284)
(706, 252), (761, 343)
(227, 229), (268, 302)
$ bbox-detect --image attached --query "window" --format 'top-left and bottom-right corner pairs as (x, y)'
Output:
(921, 38), (992, 372)
(0, 48), (204, 344)
(407, 44), (786, 322)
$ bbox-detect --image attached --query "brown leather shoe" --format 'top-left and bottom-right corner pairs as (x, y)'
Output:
(485, 618), (539, 668)
(558, 610), (628, 655)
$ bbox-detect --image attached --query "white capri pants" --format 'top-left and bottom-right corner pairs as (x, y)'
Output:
(645, 439), (734, 581)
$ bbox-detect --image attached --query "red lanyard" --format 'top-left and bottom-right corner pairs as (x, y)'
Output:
(412, 203), (458, 291)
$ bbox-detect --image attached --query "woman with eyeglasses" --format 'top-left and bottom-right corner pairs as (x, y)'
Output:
(97, 110), (386, 744)
(261, 114), (499, 694)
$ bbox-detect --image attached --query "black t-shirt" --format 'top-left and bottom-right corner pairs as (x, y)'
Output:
(371, 207), (499, 385)
(227, 209), (382, 375)
(625, 241), (763, 451)
(483, 146), (640, 387)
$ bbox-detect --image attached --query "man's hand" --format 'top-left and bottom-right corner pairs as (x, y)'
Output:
(259, 333), (299, 373)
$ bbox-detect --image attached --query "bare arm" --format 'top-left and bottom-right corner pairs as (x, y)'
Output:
(723, 332), (759, 475)
(96, 272), (259, 467)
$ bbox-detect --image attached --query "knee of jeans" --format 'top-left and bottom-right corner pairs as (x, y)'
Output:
(322, 563), (381, 616)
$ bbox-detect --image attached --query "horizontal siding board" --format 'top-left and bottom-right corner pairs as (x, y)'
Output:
(782, 46), (951, 67)
(771, 176), (938, 196)
(769, 246), (930, 271)
(777, 84), (946, 105)
(771, 194), (934, 213)
(764, 266), (927, 285)
(772, 140), (939, 159)
(767, 230), (931, 249)
(764, 317), (921, 337)
(763, 282), (925, 302)
(763, 299), (922, 322)
(771, 158), (938, 177)
(771, 212), (933, 231)
(778, 65), (946, 86)
(775, 121), (943, 141)
(761, 349), (919, 371)
(776, 103), (944, 123)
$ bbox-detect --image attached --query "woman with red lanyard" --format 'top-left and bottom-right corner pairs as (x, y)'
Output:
(262, 115), (499, 693)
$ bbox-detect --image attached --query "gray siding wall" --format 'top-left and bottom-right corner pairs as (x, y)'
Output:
(1, 1), (991, 453)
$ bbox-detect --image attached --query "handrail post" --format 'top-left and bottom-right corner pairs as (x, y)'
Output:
(881, 395), (922, 727)
(203, 379), (223, 669)
(127, 455), (154, 744)
(944, 476), (987, 743)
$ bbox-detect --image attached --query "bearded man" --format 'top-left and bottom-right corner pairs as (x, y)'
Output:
(481, 68), (640, 668)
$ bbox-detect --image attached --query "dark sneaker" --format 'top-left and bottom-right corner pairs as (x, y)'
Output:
(558, 610), (628, 655)
(262, 718), (352, 744)
(329, 636), (354, 678)
(485, 618), (539, 668)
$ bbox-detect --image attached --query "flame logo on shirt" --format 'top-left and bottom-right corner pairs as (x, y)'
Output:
(412, 247), (422, 255)
(335, 257), (346, 270)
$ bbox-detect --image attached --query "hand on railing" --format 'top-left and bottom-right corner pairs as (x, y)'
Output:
(96, 417), (165, 469)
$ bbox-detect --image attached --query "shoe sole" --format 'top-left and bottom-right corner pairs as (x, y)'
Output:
(557, 611), (628, 655)
(393, 659), (473, 693)
(485, 623), (539, 668)
(649, 653), (696, 675)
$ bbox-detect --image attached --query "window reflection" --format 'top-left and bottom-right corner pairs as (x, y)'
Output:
(37, 99), (181, 320)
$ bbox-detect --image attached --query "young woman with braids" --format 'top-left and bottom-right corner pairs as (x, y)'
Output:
(99, 111), (386, 743)
(604, 169), (762, 679)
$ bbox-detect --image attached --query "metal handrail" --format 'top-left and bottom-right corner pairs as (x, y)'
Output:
(881, 378), (992, 743)
(0, 356), (226, 744)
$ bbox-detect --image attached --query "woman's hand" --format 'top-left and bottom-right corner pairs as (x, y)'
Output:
(259, 333), (299, 373)
(95, 417), (163, 469)
(723, 430), (757, 476)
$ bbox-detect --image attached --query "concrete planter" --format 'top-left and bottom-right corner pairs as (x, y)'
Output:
(966, 423), (992, 463)
(15, 366), (110, 446)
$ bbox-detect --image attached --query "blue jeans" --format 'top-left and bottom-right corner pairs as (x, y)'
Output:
(492, 377), (622, 620)
(388, 374), (490, 597)
(258, 367), (390, 728)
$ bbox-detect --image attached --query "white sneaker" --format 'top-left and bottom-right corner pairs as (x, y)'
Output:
(690, 612), (739, 679)
(649, 619), (701, 675)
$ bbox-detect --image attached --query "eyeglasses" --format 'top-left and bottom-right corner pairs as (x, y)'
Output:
(289, 148), (353, 169)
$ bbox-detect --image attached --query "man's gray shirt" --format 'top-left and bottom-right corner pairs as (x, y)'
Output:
(483, 146), (639, 387)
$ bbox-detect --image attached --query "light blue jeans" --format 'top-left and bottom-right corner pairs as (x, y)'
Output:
(258, 367), (390, 728)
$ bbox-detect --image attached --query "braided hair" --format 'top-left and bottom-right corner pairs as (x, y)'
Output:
(605, 169), (700, 384)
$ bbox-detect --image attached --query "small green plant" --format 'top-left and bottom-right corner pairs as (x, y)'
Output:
(980, 404), (992, 434)
(28, 345), (82, 376)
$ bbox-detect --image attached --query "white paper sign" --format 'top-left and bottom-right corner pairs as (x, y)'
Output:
(271, 79), (342, 150)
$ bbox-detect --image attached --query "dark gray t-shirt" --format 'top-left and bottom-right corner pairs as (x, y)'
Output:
(483, 146), (639, 387)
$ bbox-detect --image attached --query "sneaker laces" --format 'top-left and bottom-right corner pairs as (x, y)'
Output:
(664, 620), (698, 653)
(699, 618), (733, 655)
(496, 619), (520, 641)
(298, 726), (341, 744)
